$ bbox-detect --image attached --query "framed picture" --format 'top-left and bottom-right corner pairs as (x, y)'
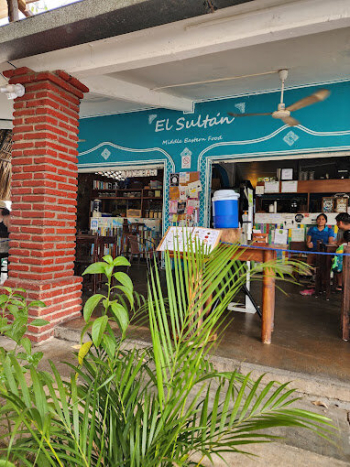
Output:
(335, 197), (348, 213)
(321, 197), (334, 213)
(281, 168), (293, 180)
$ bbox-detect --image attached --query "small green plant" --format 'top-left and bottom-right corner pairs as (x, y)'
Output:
(0, 287), (48, 371)
(0, 248), (335, 466)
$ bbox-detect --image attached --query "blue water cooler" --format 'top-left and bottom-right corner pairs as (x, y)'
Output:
(212, 190), (240, 228)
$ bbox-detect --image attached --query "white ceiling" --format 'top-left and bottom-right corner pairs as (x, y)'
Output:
(113, 27), (350, 101)
(1, 0), (350, 121)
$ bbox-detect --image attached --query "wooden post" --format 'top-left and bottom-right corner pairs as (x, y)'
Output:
(6, 0), (19, 22)
(261, 249), (275, 344)
(341, 245), (350, 341)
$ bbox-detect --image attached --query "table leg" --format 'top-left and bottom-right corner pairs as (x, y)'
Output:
(261, 249), (275, 344)
(326, 253), (332, 300)
(315, 252), (322, 297)
(341, 246), (350, 342)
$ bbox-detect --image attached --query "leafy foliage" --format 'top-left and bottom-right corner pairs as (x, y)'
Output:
(0, 245), (334, 466)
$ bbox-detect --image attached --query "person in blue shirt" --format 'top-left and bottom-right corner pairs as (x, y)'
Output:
(300, 213), (335, 296)
(306, 213), (335, 252)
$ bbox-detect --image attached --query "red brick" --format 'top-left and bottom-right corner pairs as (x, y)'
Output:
(12, 142), (35, 149)
(13, 101), (25, 109)
(13, 124), (35, 133)
(56, 70), (89, 93)
(8, 248), (30, 256)
(12, 166), (23, 174)
(10, 264), (30, 272)
(36, 107), (70, 123)
(12, 187), (31, 195)
(32, 116), (59, 127)
(12, 173), (33, 181)
(3, 66), (33, 79)
(10, 218), (31, 225)
(24, 131), (58, 141)
(35, 123), (67, 137)
(35, 72), (85, 99)
(17, 91), (36, 101)
(27, 81), (81, 106)
(11, 156), (34, 165)
(41, 91), (79, 113)
(13, 109), (36, 117)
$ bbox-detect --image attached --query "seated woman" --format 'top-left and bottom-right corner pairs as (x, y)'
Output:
(300, 213), (335, 295)
(306, 213), (335, 255)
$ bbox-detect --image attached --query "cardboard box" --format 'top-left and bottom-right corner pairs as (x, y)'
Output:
(127, 209), (142, 218)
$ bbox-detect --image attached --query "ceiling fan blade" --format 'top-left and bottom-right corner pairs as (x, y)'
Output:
(281, 116), (300, 127)
(286, 89), (330, 112)
(228, 112), (272, 117)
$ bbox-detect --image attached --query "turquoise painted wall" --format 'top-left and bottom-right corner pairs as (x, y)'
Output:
(78, 81), (350, 229)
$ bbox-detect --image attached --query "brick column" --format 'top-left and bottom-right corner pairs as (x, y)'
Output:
(3, 67), (89, 342)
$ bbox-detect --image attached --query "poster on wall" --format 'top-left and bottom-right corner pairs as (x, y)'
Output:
(168, 171), (201, 227)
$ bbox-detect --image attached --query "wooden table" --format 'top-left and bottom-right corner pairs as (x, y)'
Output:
(227, 245), (277, 345)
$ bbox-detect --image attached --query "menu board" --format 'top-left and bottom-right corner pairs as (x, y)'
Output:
(157, 227), (222, 253)
(169, 171), (201, 227)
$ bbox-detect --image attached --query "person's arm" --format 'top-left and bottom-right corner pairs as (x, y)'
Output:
(306, 231), (313, 249)
(328, 228), (336, 245)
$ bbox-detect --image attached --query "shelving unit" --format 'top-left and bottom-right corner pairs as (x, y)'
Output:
(256, 179), (350, 213)
(91, 187), (163, 219)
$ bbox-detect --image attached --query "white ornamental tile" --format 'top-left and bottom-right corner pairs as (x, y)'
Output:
(101, 148), (111, 160)
(180, 147), (192, 158)
(148, 114), (157, 124)
(234, 102), (246, 114)
(283, 131), (299, 147)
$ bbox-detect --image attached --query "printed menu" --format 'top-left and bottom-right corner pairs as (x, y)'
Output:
(157, 226), (222, 253)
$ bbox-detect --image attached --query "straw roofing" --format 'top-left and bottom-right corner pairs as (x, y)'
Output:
(0, 130), (12, 200)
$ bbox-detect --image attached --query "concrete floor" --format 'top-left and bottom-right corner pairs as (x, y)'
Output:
(74, 262), (350, 385)
(214, 281), (350, 384)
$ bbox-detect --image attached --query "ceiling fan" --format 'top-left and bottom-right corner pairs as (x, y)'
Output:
(228, 69), (330, 127)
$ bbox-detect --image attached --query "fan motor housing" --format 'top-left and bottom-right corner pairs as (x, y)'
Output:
(272, 109), (291, 119)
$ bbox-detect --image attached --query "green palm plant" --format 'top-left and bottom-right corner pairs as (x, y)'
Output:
(0, 242), (334, 466)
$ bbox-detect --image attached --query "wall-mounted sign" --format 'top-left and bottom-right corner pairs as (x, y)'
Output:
(181, 147), (192, 169)
(295, 213), (304, 223)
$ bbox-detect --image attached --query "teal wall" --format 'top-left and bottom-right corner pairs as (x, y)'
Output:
(78, 81), (350, 229)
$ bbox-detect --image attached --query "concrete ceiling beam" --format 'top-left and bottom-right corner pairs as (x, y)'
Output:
(83, 75), (194, 112)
